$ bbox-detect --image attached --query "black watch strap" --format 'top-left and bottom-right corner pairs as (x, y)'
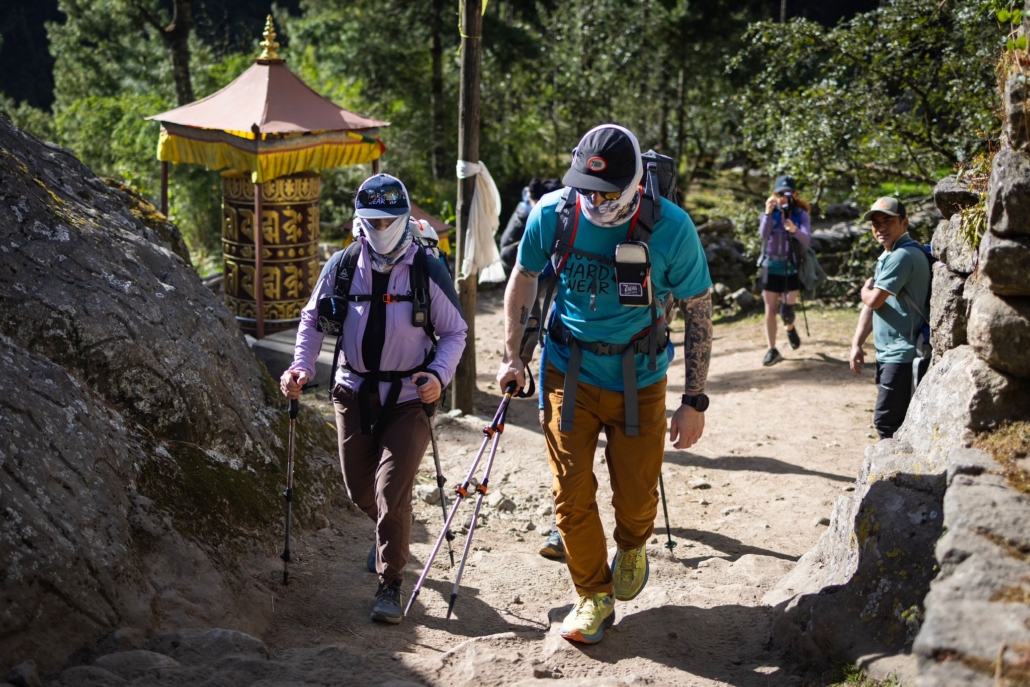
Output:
(682, 393), (709, 412)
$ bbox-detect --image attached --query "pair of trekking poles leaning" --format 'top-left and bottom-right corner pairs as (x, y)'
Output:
(278, 374), (678, 619)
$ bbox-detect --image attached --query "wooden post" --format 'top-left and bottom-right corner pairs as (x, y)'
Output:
(452, 0), (483, 414)
(160, 161), (169, 216)
(372, 158), (381, 175)
(254, 182), (266, 340)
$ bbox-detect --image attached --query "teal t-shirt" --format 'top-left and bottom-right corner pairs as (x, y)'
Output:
(518, 190), (712, 391)
(872, 234), (931, 364)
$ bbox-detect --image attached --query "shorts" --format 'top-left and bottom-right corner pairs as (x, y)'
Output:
(760, 273), (800, 293)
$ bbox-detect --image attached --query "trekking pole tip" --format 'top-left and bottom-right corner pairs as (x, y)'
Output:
(446, 593), (457, 619)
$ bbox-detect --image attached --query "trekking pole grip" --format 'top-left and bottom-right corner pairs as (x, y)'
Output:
(289, 398), (299, 420)
(504, 380), (518, 395)
(415, 376), (436, 418)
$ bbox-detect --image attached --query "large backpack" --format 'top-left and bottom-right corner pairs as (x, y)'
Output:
(893, 239), (936, 358)
(522, 150), (679, 437)
(319, 237), (438, 436)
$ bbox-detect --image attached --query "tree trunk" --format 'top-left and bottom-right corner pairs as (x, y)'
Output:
(452, 0), (483, 415)
(166, 0), (194, 105)
(430, 0), (446, 179)
(675, 68), (686, 188)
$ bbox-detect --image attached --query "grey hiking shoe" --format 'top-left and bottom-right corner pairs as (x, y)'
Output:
(786, 327), (801, 350)
(366, 544), (376, 573)
(371, 581), (403, 624)
(539, 529), (565, 559)
(762, 348), (783, 366)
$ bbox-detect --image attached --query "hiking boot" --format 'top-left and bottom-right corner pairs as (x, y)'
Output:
(539, 529), (565, 559)
(786, 327), (801, 350)
(762, 348), (783, 366)
(611, 545), (649, 601)
(371, 581), (403, 624)
(366, 544), (376, 574)
(559, 593), (615, 644)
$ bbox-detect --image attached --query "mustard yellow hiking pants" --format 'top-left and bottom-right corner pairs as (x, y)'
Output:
(542, 362), (667, 596)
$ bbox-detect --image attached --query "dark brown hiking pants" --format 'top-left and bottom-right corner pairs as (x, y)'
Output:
(333, 384), (432, 585)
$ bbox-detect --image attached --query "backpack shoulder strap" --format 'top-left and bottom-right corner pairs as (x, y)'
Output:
(550, 187), (579, 272)
(333, 241), (363, 297)
(411, 238), (436, 340)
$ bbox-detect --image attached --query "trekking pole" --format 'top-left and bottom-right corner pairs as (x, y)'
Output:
(658, 472), (677, 553)
(415, 377), (455, 568)
(446, 380), (518, 619)
(403, 381), (518, 618)
(281, 392), (300, 586)
(280, 375), (318, 586)
(799, 293), (810, 337)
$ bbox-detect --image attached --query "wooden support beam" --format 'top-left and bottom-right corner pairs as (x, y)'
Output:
(451, 0), (484, 414)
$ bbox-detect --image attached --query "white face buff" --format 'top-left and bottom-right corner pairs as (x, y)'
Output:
(360, 215), (408, 256)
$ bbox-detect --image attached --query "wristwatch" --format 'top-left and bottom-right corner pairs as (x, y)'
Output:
(682, 393), (710, 412)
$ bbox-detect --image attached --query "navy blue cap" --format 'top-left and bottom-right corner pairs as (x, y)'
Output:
(355, 174), (410, 219)
(774, 175), (797, 193)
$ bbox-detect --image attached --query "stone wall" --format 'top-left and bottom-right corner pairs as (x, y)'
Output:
(0, 116), (345, 673)
(910, 60), (1030, 687)
(766, 56), (1030, 681)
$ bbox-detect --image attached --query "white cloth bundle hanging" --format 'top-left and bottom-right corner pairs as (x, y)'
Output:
(456, 160), (506, 283)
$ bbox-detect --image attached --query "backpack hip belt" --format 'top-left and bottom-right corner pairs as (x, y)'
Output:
(548, 316), (668, 437)
(342, 351), (436, 437)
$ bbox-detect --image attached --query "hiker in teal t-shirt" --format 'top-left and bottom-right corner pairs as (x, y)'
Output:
(496, 124), (713, 646)
(849, 197), (932, 439)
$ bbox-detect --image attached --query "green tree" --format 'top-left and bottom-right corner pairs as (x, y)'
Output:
(733, 0), (999, 201)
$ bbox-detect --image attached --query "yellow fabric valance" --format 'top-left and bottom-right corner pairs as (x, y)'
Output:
(156, 125), (385, 183)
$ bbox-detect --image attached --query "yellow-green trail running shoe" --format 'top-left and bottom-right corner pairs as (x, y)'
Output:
(611, 545), (649, 601)
(559, 593), (615, 644)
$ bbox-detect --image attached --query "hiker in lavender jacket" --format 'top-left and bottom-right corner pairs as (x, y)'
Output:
(757, 174), (812, 367)
(280, 174), (467, 624)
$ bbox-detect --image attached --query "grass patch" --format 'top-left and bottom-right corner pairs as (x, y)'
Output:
(974, 420), (1030, 496)
(819, 662), (902, 686)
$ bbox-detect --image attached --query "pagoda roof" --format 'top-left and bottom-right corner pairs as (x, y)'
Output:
(147, 61), (387, 135)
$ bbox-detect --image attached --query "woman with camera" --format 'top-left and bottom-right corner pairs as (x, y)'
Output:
(758, 175), (811, 366)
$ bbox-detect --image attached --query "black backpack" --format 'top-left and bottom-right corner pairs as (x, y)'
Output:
(318, 237), (438, 435)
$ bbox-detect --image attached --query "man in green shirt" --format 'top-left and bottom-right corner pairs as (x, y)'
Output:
(848, 197), (931, 438)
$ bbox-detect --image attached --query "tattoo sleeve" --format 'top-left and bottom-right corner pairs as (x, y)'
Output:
(519, 306), (529, 325)
(679, 289), (713, 396)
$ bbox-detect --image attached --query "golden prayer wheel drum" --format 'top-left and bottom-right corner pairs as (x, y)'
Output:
(221, 171), (321, 334)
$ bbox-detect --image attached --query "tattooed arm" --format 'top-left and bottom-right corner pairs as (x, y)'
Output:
(670, 288), (713, 449)
(496, 263), (540, 391)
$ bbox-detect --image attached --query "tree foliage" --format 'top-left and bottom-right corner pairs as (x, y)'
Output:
(732, 0), (1000, 201)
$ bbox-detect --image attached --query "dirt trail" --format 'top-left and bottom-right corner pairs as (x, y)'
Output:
(264, 291), (878, 686)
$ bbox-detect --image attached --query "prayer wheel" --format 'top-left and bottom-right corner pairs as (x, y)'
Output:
(221, 170), (321, 334)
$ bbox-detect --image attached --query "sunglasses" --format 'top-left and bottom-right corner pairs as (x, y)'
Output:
(577, 188), (622, 202)
(358, 186), (404, 206)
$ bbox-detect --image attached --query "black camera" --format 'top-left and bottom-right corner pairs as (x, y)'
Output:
(778, 190), (796, 215)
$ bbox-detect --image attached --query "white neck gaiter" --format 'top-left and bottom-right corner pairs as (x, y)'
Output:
(578, 124), (643, 227)
(359, 215), (412, 272)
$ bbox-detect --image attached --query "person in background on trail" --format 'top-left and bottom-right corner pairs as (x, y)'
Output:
(280, 174), (467, 624)
(848, 197), (931, 439)
(499, 178), (560, 277)
(497, 124), (713, 645)
(757, 175), (812, 366)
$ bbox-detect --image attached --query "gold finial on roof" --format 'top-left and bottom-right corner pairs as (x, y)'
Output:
(258, 15), (281, 61)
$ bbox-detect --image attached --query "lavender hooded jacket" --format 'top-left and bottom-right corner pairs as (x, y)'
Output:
(289, 238), (467, 404)
(758, 207), (811, 272)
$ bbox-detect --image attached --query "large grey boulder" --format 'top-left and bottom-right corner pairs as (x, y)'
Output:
(1003, 72), (1030, 150)
(0, 117), (342, 672)
(934, 175), (981, 219)
(978, 230), (1030, 296)
(765, 346), (1030, 667)
(913, 449), (1030, 686)
(986, 146), (1030, 238)
(967, 290), (1030, 378)
(929, 262), (968, 358)
(930, 214), (977, 275)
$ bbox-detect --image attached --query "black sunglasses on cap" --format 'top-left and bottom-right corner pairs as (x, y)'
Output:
(357, 186), (404, 206)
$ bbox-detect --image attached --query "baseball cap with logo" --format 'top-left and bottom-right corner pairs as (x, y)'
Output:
(562, 126), (638, 193)
(773, 175), (797, 193)
(354, 174), (410, 219)
(862, 196), (907, 221)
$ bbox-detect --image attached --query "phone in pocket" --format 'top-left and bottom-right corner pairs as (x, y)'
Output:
(614, 242), (652, 307)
